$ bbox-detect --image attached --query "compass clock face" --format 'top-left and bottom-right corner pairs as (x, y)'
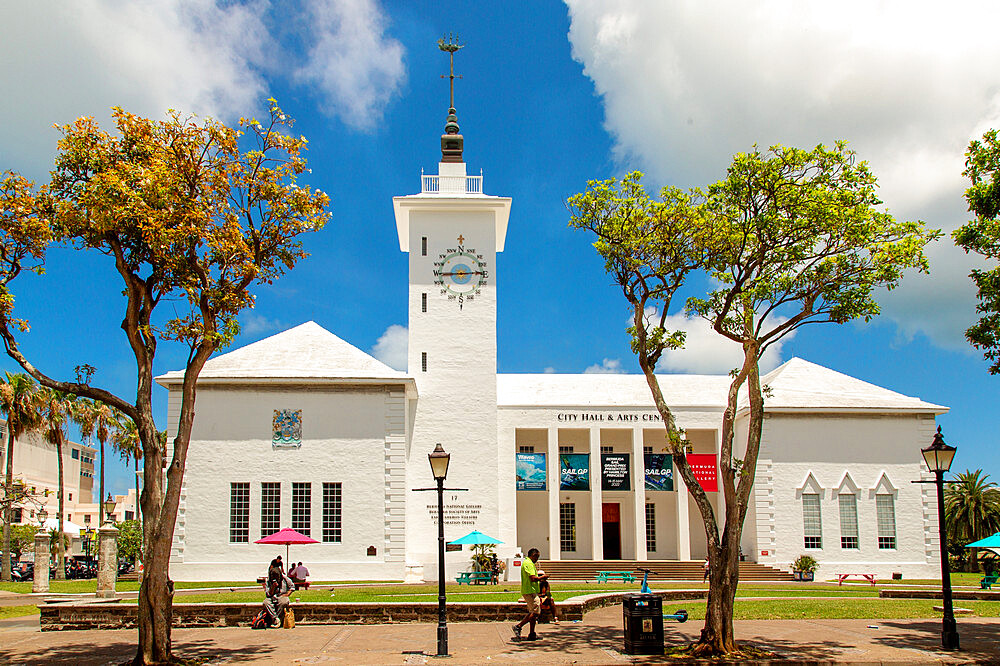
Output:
(432, 237), (488, 309)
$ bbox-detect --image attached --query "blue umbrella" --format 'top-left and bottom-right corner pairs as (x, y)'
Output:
(447, 530), (503, 545)
(965, 531), (1000, 556)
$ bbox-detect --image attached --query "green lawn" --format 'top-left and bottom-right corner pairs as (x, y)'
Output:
(673, 598), (1000, 620)
(0, 580), (258, 594)
(0, 604), (40, 620)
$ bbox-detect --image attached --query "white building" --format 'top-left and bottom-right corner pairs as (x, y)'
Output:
(158, 102), (947, 582)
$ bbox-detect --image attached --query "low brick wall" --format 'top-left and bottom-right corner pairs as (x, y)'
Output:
(879, 589), (1000, 601)
(39, 590), (707, 631)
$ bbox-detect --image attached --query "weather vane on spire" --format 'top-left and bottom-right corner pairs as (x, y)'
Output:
(438, 34), (464, 116)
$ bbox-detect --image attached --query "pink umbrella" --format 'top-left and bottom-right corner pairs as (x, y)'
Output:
(254, 528), (319, 562)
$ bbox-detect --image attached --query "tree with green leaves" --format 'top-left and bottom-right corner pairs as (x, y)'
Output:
(0, 101), (329, 664)
(116, 518), (142, 565)
(569, 143), (937, 656)
(1, 371), (41, 581)
(9, 523), (37, 562)
(955, 129), (1000, 372)
(945, 469), (1000, 572)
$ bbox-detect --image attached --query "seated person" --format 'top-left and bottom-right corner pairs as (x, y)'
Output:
(289, 561), (310, 583)
(538, 577), (559, 624)
(264, 560), (294, 626)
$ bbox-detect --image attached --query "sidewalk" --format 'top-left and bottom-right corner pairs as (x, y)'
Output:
(1, 603), (998, 664)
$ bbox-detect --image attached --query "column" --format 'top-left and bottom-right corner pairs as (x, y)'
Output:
(96, 523), (119, 598)
(589, 427), (603, 561)
(676, 461), (691, 561)
(714, 429), (726, 529)
(546, 427), (560, 560)
(632, 428), (647, 561)
(32, 531), (49, 593)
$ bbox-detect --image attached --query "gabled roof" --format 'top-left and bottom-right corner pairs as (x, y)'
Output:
(497, 373), (731, 408)
(754, 357), (947, 413)
(497, 357), (946, 414)
(155, 321), (411, 386)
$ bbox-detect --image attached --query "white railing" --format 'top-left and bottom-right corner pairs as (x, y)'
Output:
(421, 174), (483, 194)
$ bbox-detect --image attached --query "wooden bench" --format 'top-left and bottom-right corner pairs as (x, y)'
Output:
(596, 570), (635, 583)
(293, 580), (311, 590)
(837, 573), (877, 587)
(257, 575), (310, 590)
(981, 574), (998, 590)
(456, 571), (494, 585)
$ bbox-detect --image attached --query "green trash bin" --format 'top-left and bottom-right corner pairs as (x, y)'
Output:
(622, 593), (664, 655)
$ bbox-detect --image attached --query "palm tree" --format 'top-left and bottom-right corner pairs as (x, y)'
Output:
(112, 412), (143, 534)
(38, 387), (72, 580)
(945, 469), (1000, 572)
(73, 399), (116, 526)
(0, 372), (41, 582)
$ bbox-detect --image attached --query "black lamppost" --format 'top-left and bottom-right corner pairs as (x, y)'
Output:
(920, 426), (959, 651)
(412, 443), (467, 658)
(428, 444), (451, 657)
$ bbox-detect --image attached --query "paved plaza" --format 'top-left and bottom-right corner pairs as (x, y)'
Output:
(1, 602), (999, 664)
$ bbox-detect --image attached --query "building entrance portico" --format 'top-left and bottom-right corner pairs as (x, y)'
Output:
(511, 420), (722, 563)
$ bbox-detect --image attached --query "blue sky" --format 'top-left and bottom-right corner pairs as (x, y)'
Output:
(2, 0), (999, 498)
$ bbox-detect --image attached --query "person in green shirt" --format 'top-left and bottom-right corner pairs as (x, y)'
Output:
(512, 547), (547, 640)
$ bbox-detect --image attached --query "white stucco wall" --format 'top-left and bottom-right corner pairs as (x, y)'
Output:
(750, 412), (939, 579)
(168, 384), (407, 581)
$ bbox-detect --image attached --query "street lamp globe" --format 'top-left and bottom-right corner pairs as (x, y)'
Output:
(37, 507), (48, 527)
(921, 426), (957, 473)
(103, 494), (116, 522)
(428, 443), (450, 480)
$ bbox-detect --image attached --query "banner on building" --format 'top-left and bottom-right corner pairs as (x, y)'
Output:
(560, 454), (590, 490)
(644, 453), (674, 491)
(601, 453), (631, 491)
(686, 453), (718, 492)
(516, 453), (547, 490)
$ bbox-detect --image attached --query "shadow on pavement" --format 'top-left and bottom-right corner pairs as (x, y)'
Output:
(875, 619), (1000, 664)
(0, 635), (279, 665)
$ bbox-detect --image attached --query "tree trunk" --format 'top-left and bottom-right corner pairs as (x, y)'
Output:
(696, 536), (741, 654)
(134, 418), (179, 665)
(55, 436), (65, 580)
(99, 438), (105, 527)
(2, 428), (14, 582)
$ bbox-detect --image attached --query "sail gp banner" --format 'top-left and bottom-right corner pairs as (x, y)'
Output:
(686, 454), (718, 492)
(644, 454), (674, 491)
(560, 454), (590, 490)
(516, 453), (546, 491)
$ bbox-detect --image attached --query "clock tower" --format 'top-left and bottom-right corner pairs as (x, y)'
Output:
(393, 43), (512, 578)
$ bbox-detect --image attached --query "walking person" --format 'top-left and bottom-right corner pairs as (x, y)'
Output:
(703, 557), (710, 583)
(512, 548), (547, 641)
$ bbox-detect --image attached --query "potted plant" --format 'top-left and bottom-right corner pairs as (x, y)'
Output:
(792, 554), (818, 581)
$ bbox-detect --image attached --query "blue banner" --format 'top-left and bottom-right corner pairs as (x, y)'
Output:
(516, 453), (547, 490)
(560, 453), (590, 490)
(644, 453), (674, 491)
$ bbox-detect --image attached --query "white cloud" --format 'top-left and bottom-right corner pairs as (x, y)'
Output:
(371, 324), (407, 371)
(543, 366), (556, 374)
(0, 0), (405, 178)
(240, 313), (287, 337)
(649, 310), (791, 375)
(583, 358), (627, 374)
(296, 0), (405, 129)
(565, 0), (999, 349)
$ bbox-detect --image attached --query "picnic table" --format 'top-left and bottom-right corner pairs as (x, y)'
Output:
(837, 573), (877, 587)
(456, 571), (495, 585)
(981, 573), (998, 590)
(596, 570), (635, 583)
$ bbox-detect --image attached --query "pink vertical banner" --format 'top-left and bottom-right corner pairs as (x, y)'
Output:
(685, 454), (718, 492)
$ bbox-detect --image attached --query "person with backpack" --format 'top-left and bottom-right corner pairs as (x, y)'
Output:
(253, 559), (293, 629)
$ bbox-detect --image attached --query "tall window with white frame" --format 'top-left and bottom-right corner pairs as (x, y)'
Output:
(876, 494), (897, 550)
(292, 482), (311, 536)
(559, 503), (576, 552)
(229, 482), (249, 543)
(322, 482), (342, 543)
(802, 493), (822, 549)
(261, 482), (280, 539)
(839, 493), (859, 549)
(645, 503), (656, 552)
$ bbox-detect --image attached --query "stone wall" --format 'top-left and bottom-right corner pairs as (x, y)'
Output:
(39, 590), (707, 631)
